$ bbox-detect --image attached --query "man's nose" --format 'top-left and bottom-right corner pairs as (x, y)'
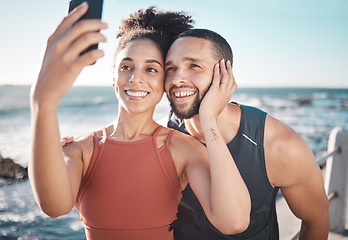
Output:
(170, 69), (187, 85)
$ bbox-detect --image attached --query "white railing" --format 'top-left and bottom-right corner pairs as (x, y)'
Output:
(290, 127), (347, 240)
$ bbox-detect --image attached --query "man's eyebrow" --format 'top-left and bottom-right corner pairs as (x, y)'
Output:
(165, 57), (200, 67)
(164, 60), (173, 67)
(183, 57), (200, 62)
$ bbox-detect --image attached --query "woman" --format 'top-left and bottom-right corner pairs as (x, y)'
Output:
(29, 3), (250, 240)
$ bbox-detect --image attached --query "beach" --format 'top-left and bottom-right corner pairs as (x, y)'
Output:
(1, 85), (348, 239)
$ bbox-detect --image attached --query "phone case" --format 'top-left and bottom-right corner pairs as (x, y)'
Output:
(69, 0), (103, 21)
(68, 0), (104, 56)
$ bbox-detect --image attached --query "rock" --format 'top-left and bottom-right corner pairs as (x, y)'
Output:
(343, 100), (348, 108)
(297, 98), (312, 106)
(0, 154), (28, 180)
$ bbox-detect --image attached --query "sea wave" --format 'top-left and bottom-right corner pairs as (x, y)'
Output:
(1, 86), (347, 239)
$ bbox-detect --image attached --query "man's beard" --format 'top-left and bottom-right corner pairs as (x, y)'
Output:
(168, 93), (201, 120)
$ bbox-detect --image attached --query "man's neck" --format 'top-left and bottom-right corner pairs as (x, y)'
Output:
(184, 114), (206, 143)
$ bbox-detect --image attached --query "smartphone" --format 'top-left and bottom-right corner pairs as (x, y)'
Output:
(68, 0), (104, 55)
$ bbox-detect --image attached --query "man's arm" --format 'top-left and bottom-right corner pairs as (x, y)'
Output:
(265, 115), (329, 240)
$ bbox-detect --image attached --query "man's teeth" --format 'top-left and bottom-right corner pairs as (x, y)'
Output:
(174, 92), (195, 97)
(126, 91), (148, 97)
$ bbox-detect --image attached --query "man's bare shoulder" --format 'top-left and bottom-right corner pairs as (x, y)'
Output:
(264, 114), (316, 187)
(264, 114), (308, 151)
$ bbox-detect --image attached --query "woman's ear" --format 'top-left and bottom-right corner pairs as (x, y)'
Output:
(112, 77), (115, 87)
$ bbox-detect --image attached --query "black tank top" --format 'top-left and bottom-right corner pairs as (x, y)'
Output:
(168, 103), (280, 240)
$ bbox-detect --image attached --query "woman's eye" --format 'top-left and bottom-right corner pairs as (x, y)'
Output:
(147, 67), (158, 73)
(120, 65), (131, 71)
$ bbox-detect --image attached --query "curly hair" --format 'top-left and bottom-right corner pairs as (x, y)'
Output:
(115, 6), (194, 59)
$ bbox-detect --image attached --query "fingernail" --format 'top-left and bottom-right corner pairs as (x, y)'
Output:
(80, 2), (88, 7)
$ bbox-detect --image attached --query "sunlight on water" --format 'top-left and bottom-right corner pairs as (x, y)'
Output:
(0, 86), (347, 239)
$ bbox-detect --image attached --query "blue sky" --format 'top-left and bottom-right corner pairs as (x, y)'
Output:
(1, 0), (347, 87)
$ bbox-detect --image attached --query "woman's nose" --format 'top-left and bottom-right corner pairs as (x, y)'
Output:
(129, 70), (144, 83)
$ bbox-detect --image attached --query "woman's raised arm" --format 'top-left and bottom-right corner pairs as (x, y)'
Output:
(29, 2), (107, 217)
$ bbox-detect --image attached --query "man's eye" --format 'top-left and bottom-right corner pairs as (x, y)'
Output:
(166, 67), (174, 72)
(190, 64), (200, 69)
(120, 65), (131, 71)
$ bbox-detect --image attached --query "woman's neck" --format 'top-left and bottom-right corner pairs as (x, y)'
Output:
(109, 107), (159, 142)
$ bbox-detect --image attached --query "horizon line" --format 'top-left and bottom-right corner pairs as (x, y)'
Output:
(2, 83), (348, 90)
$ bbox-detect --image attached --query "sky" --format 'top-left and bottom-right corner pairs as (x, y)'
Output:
(0, 0), (347, 88)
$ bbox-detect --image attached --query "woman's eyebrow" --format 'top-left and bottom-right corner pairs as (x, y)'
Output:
(121, 57), (133, 62)
(121, 57), (162, 67)
(146, 59), (163, 67)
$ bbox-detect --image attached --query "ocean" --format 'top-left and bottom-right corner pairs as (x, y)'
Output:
(0, 85), (348, 239)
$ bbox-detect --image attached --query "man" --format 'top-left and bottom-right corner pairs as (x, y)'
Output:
(61, 26), (329, 239)
(164, 29), (329, 240)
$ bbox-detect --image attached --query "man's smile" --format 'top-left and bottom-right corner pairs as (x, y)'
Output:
(174, 91), (195, 98)
(170, 88), (197, 103)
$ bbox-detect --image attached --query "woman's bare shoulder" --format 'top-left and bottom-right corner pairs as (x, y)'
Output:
(62, 129), (104, 175)
(63, 125), (108, 153)
(165, 127), (206, 157)
(63, 132), (93, 155)
(170, 129), (201, 145)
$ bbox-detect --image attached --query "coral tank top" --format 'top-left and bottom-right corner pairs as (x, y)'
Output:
(76, 126), (182, 240)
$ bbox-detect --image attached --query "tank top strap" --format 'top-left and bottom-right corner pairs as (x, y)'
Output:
(165, 129), (175, 147)
(77, 129), (107, 206)
(152, 125), (163, 138)
(240, 104), (267, 146)
(152, 126), (181, 201)
(152, 125), (174, 148)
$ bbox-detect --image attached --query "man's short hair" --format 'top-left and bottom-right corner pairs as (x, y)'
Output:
(178, 28), (233, 66)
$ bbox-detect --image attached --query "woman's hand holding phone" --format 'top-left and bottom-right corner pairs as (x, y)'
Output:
(31, 2), (108, 106)
(68, 0), (104, 55)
